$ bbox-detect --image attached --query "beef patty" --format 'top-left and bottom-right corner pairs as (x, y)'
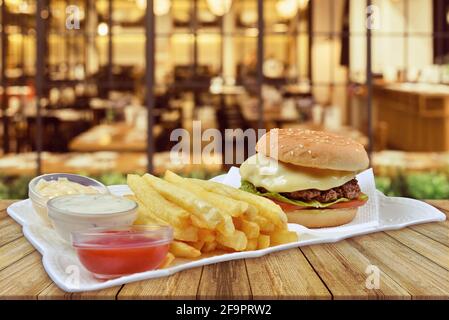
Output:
(257, 178), (361, 203)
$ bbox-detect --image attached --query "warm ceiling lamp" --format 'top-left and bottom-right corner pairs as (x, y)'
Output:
(276, 0), (298, 19)
(276, 0), (308, 19)
(97, 22), (109, 36)
(207, 0), (232, 16)
(136, 0), (171, 16)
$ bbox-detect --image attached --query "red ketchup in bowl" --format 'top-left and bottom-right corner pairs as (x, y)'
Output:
(72, 226), (173, 279)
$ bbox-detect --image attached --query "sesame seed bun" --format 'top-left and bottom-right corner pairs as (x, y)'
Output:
(256, 128), (369, 171)
(286, 207), (358, 228)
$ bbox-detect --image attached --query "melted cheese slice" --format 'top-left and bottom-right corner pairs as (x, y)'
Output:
(239, 153), (357, 192)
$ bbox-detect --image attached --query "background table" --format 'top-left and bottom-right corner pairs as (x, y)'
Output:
(69, 123), (162, 152)
(0, 200), (448, 299)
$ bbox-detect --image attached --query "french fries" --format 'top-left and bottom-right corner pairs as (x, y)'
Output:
(269, 230), (298, 246)
(257, 234), (271, 249)
(216, 230), (247, 251)
(245, 238), (258, 251)
(164, 170), (248, 218)
(159, 252), (175, 269)
(127, 170), (299, 261)
(127, 175), (190, 228)
(170, 241), (201, 258)
(201, 241), (217, 253)
(198, 229), (216, 242)
(234, 218), (260, 239)
(133, 198), (198, 242)
(143, 174), (223, 229)
(189, 178), (288, 228)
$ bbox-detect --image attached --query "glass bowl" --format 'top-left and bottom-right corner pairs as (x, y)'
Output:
(47, 194), (138, 242)
(72, 225), (173, 279)
(28, 173), (109, 223)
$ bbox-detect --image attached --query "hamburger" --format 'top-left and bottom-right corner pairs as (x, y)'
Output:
(239, 128), (369, 228)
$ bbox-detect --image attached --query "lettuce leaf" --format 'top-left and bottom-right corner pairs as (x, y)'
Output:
(240, 180), (368, 209)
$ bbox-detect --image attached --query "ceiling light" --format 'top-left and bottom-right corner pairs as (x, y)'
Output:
(207, 0), (232, 16)
(276, 0), (298, 19)
(97, 22), (109, 36)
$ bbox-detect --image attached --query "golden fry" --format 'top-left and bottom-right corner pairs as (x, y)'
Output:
(245, 238), (258, 251)
(159, 252), (175, 269)
(198, 229), (216, 242)
(190, 178), (287, 228)
(201, 241), (217, 253)
(216, 230), (247, 251)
(127, 174), (190, 227)
(257, 234), (270, 249)
(130, 193), (198, 242)
(170, 241), (202, 258)
(143, 174), (222, 229)
(189, 240), (205, 251)
(164, 170), (247, 217)
(234, 218), (260, 239)
(270, 230), (299, 246)
(216, 214), (235, 236)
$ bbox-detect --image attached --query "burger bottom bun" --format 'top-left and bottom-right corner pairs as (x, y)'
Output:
(286, 207), (357, 228)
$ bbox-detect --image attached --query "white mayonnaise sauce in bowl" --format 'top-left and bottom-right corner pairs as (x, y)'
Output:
(47, 194), (138, 242)
(28, 173), (109, 223)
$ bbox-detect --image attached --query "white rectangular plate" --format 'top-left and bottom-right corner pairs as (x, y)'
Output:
(7, 176), (446, 293)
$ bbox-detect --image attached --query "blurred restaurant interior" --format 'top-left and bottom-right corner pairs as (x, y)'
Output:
(1, 0), (449, 199)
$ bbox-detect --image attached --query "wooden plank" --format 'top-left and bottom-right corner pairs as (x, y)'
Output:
(38, 283), (73, 300)
(197, 260), (251, 300)
(38, 283), (122, 300)
(301, 241), (410, 299)
(0, 237), (35, 271)
(118, 267), (203, 300)
(410, 222), (449, 246)
(0, 216), (23, 247)
(0, 201), (16, 218)
(386, 228), (449, 270)
(245, 249), (331, 300)
(0, 251), (53, 299)
(71, 287), (123, 300)
(349, 233), (449, 299)
(425, 200), (449, 216)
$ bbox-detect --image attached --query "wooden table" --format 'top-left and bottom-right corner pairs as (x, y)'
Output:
(69, 123), (162, 152)
(0, 152), (223, 177)
(1, 200), (448, 299)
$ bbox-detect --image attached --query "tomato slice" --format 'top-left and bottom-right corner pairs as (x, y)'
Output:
(271, 197), (368, 212)
(272, 199), (308, 212)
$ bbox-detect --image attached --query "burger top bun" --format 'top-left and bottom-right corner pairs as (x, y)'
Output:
(256, 128), (369, 172)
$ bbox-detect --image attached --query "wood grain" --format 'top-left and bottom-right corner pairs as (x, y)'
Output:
(0, 237), (35, 271)
(425, 200), (449, 215)
(71, 287), (123, 300)
(245, 249), (331, 299)
(410, 222), (449, 246)
(0, 216), (23, 246)
(1, 200), (449, 299)
(38, 283), (74, 300)
(118, 267), (203, 300)
(349, 233), (449, 299)
(385, 228), (449, 270)
(0, 251), (53, 299)
(0, 201), (15, 218)
(197, 260), (252, 300)
(301, 240), (410, 299)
